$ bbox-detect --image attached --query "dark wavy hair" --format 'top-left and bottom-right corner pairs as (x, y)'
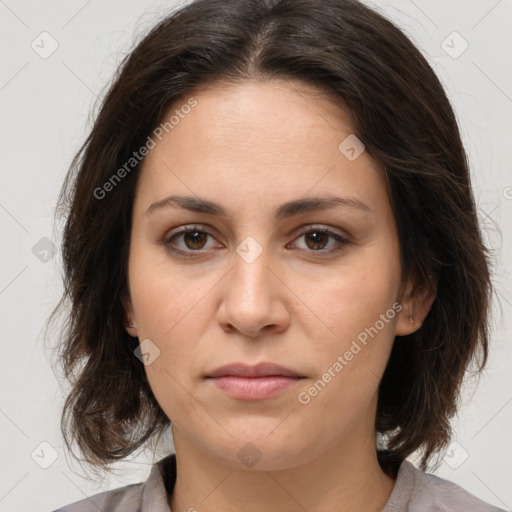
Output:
(48, 0), (493, 478)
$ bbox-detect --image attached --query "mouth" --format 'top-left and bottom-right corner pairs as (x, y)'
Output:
(206, 362), (304, 379)
(205, 362), (306, 401)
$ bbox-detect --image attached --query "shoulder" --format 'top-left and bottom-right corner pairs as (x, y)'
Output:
(391, 460), (506, 512)
(52, 482), (144, 512)
(52, 454), (175, 512)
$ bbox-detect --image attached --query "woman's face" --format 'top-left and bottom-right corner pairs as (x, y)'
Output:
(124, 79), (419, 471)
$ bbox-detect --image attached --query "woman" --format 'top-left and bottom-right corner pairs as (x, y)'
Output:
(50, 0), (504, 510)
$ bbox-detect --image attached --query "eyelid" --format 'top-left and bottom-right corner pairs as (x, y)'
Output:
(288, 223), (350, 241)
(163, 224), (220, 249)
(286, 225), (351, 254)
(162, 223), (351, 257)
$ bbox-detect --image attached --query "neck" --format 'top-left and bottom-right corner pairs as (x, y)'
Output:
(168, 428), (396, 512)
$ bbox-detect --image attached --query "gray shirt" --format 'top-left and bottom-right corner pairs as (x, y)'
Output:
(53, 454), (506, 511)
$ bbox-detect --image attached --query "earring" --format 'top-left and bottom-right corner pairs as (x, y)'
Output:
(409, 316), (414, 323)
(126, 321), (134, 328)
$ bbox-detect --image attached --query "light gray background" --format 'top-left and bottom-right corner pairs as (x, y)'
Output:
(1, 0), (511, 511)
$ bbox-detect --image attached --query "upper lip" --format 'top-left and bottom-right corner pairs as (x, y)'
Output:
(206, 362), (304, 378)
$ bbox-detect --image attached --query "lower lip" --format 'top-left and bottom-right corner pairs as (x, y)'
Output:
(208, 376), (303, 400)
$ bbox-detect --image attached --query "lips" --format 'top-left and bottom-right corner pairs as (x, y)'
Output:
(206, 362), (304, 379)
(205, 362), (305, 401)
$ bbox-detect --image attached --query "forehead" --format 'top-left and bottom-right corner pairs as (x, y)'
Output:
(166, 78), (356, 156)
(134, 78), (389, 218)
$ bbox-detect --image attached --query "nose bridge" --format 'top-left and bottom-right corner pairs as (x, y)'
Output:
(216, 234), (289, 336)
(231, 235), (273, 300)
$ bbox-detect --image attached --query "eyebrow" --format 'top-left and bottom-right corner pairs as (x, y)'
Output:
(145, 194), (370, 219)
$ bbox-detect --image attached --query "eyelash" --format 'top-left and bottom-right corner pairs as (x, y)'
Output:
(162, 224), (350, 258)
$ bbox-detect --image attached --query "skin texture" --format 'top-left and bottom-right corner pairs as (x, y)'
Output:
(123, 79), (435, 512)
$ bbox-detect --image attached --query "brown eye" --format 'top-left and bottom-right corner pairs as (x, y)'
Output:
(304, 230), (330, 250)
(288, 227), (350, 256)
(164, 225), (218, 256)
(163, 224), (349, 258)
(182, 230), (209, 250)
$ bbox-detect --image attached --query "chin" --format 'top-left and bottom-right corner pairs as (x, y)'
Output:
(198, 424), (315, 472)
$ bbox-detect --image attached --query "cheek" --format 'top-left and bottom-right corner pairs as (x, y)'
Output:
(127, 246), (219, 412)
(128, 239), (211, 339)
(309, 244), (400, 343)
(298, 241), (401, 402)
(131, 276), (210, 382)
(129, 270), (204, 422)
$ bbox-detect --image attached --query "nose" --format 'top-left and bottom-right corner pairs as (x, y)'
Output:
(215, 245), (291, 338)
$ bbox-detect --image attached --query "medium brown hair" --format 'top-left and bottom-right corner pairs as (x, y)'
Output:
(49, 0), (493, 477)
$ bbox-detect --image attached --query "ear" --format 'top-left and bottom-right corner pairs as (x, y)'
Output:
(121, 294), (138, 338)
(395, 274), (437, 336)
